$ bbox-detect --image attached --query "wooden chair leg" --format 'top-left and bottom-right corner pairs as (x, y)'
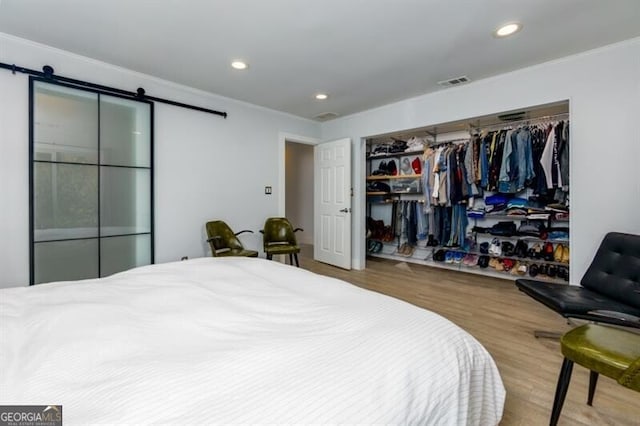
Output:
(550, 358), (574, 426)
(294, 253), (299, 267)
(587, 371), (599, 406)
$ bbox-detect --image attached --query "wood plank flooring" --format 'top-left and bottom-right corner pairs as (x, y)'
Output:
(296, 250), (640, 426)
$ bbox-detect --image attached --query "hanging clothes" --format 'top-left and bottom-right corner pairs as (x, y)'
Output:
(540, 123), (563, 189)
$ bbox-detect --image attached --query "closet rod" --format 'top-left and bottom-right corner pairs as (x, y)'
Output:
(474, 112), (569, 132)
(0, 62), (228, 118)
(428, 137), (470, 147)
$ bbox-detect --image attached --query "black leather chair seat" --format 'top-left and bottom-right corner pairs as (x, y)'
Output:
(516, 232), (640, 329)
(516, 279), (640, 318)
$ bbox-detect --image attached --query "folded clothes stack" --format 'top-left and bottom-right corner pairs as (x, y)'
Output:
(404, 136), (425, 152)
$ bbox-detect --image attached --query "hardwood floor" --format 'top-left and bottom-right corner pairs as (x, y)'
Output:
(297, 250), (640, 425)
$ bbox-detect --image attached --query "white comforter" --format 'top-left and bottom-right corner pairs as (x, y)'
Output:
(0, 258), (505, 424)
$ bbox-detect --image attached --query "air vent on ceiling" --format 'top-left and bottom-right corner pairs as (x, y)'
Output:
(497, 111), (527, 122)
(314, 112), (339, 121)
(437, 75), (471, 88)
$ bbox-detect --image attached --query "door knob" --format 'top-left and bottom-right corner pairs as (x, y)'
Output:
(339, 208), (351, 213)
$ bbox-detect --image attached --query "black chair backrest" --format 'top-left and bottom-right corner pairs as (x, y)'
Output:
(581, 232), (640, 309)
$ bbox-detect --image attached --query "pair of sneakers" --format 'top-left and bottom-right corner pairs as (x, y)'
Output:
(462, 253), (479, 266)
(367, 240), (383, 253)
(488, 238), (502, 256)
(445, 251), (465, 264)
(397, 243), (415, 257)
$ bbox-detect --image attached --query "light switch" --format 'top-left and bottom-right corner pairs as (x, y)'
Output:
(265, 186), (272, 195)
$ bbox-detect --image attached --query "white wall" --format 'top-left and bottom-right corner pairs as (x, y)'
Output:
(0, 33), (320, 288)
(285, 142), (314, 245)
(322, 38), (640, 279)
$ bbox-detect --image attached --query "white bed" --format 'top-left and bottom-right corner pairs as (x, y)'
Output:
(0, 257), (505, 424)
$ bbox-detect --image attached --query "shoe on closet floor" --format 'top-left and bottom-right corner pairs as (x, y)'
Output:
(561, 245), (570, 263)
(433, 249), (447, 262)
(554, 244), (564, 262)
(515, 240), (528, 258)
(404, 245), (415, 257)
(426, 235), (439, 247)
(502, 259), (515, 272)
(489, 238), (502, 256)
(543, 242), (555, 261)
(502, 241), (515, 257)
(444, 251), (454, 263)
(528, 243), (542, 259)
(462, 254), (477, 266)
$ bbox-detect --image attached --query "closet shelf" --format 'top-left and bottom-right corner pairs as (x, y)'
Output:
(366, 151), (424, 160)
(475, 214), (570, 222)
(473, 232), (569, 244)
(387, 243), (570, 267)
(367, 174), (421, 181)
(367, 191), (422, 196)
(367, 251), (567, 284)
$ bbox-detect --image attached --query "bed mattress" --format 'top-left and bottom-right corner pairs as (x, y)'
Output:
(0, 257), (504, 424)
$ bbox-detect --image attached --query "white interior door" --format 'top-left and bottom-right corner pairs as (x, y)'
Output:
(314, 138), (351, 269)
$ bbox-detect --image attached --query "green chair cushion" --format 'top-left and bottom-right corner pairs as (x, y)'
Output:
(264, 243), (300, 255)
(216, 248), (259, 258)
(561, 324), (640, 386)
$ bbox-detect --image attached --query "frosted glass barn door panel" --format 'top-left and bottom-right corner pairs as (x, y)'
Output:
(33, 162), (98, 242)
(100, 95), (151, 167)
(33, 82), (98, 164)
(101, 234), (151, 277)
(100, 167), (151, 236)
(33, 239), (99, 284)
(30, 78), (154, 285)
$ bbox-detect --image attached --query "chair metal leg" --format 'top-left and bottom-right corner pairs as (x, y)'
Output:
(587, 370), (599, 406)
(294, 253), (299, 267)
(534, 330), (563, 339)
(550, 358), (574, 426)
(266, 254), (273, 261)
(288, 253), (293, 265)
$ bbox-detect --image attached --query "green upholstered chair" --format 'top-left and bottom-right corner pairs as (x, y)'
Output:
(205, 220), (258, 258)
(260, 217), (303, 266)
(550, 324), (640, 426)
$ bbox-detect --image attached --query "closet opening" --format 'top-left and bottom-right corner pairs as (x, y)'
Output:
(364, 100), (570, 283)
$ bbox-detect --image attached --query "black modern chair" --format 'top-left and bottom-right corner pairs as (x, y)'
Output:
(260, 217), (303, 266)
(516, 232), (640, 332)
(205, 220), (258, 258)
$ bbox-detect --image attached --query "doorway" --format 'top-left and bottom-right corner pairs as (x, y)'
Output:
(285, 141), (314, 255)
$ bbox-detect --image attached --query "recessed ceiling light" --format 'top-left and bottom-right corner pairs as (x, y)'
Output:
(494, 23), (522, 38)
(315, 93), (328, 100)
(231, 61), (248, 70)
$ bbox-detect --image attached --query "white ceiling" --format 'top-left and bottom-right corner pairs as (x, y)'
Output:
(1, 0), (639, 121)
